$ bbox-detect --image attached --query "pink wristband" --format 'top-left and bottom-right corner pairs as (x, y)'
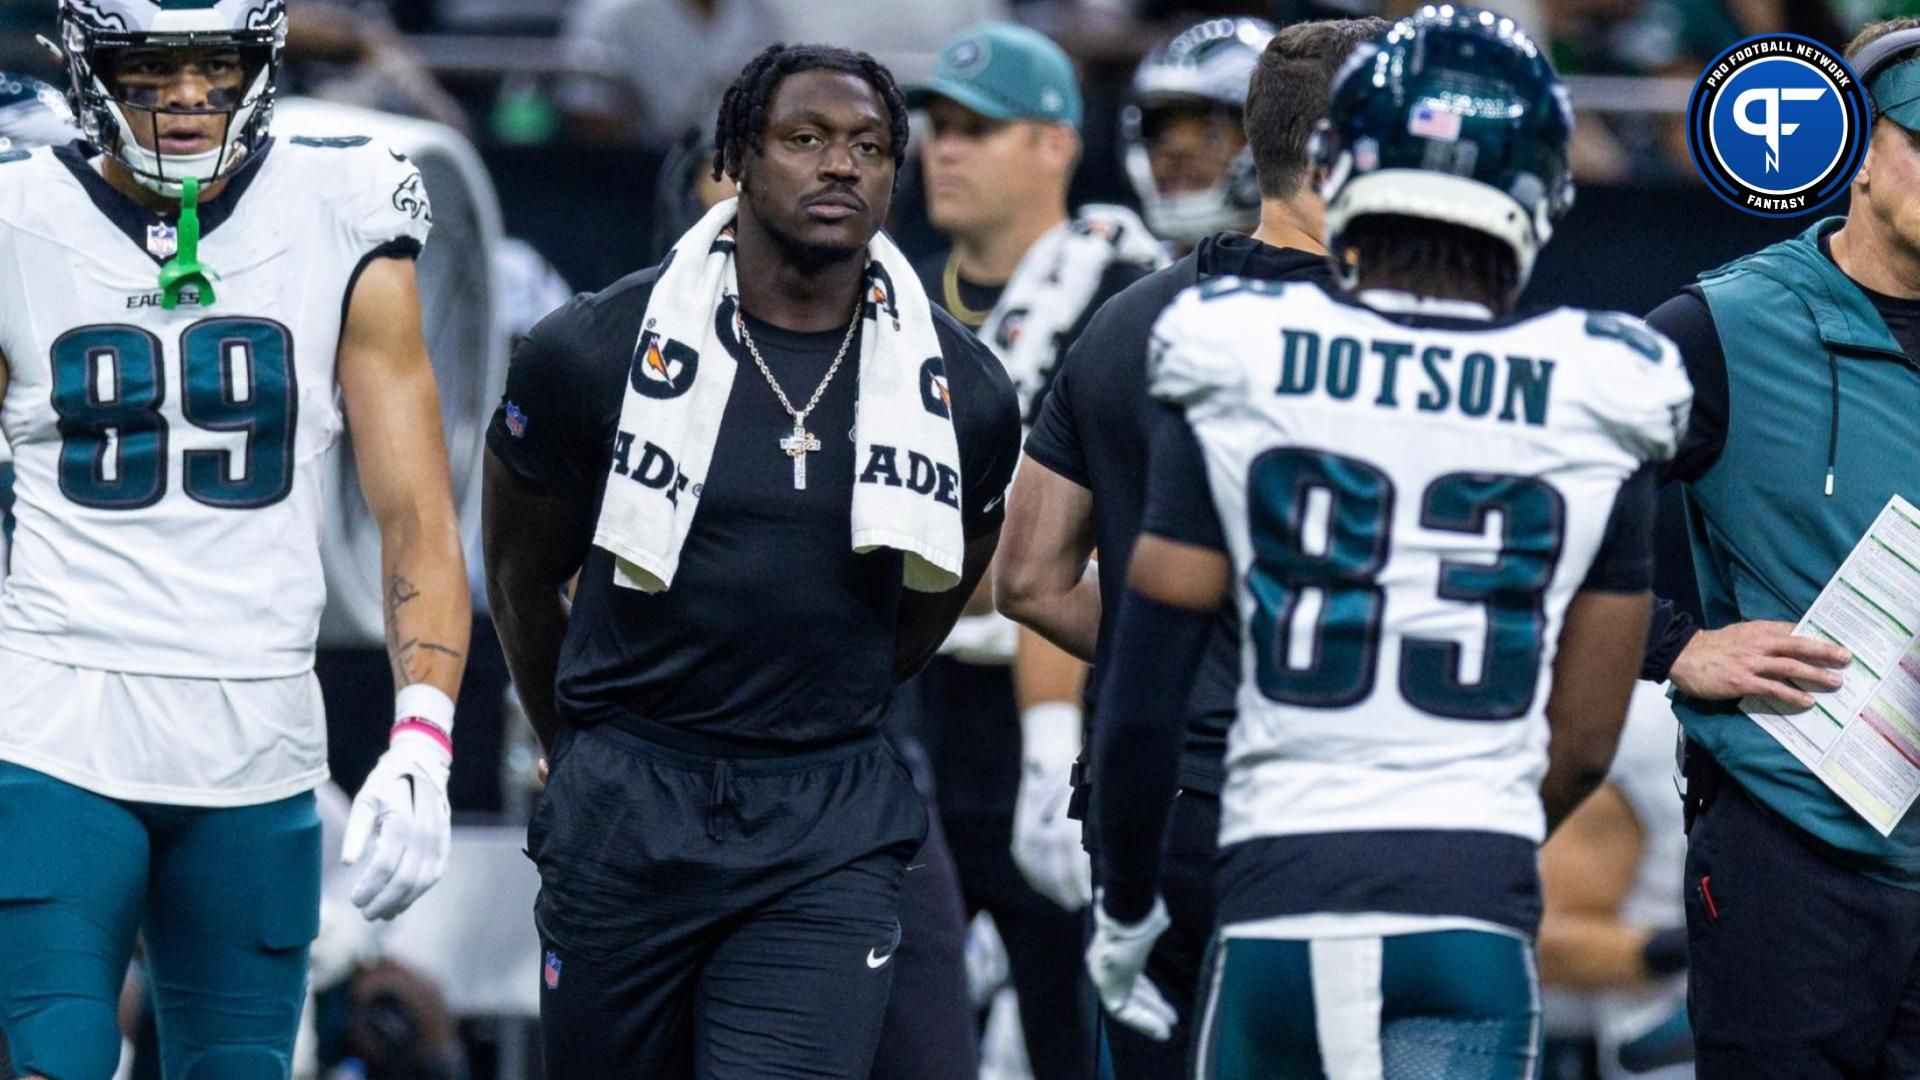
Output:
(393, 718), (453, 756)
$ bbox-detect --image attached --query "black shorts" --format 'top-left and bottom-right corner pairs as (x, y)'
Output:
(530, 722), (928, 1078)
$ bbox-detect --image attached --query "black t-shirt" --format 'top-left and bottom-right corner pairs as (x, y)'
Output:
(1647, 226), (1920, 485)
(1024, 232), (1332, 794)
(486, 264), (1022, 750)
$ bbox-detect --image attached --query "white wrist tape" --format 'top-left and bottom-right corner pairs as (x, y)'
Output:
(393, 684), (456, 755)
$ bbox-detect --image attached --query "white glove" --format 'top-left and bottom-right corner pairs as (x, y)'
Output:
(1010, 702), (1093, 912)
(343, 725), (452, 922)
(940, 612), (1020, 665)
(1087, 891), (1176, 1041)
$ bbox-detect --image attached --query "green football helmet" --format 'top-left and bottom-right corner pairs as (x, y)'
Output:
(1312, 4), (1574, 290)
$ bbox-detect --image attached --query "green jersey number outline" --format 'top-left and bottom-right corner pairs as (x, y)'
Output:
(50, 318), (297, 511)
(1246, 446), (1567, 721)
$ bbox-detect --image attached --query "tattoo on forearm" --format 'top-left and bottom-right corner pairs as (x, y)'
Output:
(384, 574), (464, 686)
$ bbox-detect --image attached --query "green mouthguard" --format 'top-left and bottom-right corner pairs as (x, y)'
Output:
(159, 175), (219, 310)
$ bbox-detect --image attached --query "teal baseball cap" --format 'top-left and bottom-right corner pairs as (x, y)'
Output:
(908, 23), (1083, 130)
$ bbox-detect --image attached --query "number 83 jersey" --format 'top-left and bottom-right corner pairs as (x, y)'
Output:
(1148, 281), (1693, 849)
(0, 138), (431, 678)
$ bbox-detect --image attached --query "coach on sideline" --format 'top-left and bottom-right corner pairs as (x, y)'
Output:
(1643, 17), (1920, 1078)
(992, 18), (1386, 1075)
(482, 43), (1020, 1076)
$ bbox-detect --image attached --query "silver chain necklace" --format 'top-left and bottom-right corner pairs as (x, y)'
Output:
(737, 301), (861, 491)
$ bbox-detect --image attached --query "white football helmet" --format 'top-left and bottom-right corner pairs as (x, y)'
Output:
(1122, 17), (1274, 246)
(57, 0), (286, 197)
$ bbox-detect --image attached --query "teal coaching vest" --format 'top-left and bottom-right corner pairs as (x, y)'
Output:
(1684, 217), (1920, 885)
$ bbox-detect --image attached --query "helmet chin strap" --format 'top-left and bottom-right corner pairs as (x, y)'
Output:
(131, 145), (226, 197)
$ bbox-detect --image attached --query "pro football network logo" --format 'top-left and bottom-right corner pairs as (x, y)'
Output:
(1686, 34), (1868, 217)
(630, 323), (699, 399)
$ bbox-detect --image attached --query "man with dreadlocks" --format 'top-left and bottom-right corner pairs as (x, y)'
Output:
(483, 43), (1021, 1076)
(0, 2), (469, 1078)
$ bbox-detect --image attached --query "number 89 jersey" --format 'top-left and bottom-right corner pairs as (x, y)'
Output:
(0, 137), (431, 677)
(1149, 281), (1692, 849)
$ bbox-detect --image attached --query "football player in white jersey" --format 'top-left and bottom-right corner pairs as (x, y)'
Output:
(1081, 7), (1694, 1077)
(0, 2), (468, 1078)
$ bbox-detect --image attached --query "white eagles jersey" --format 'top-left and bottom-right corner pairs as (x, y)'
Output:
(0, 136), (431, 680)
(1149, 281), (1692, 849)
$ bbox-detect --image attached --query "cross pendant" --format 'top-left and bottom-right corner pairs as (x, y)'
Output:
(779, 423), (822, 491)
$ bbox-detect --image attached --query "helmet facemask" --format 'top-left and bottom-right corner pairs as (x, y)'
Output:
(1124, 96), (1259, 246)
(59, 5), (283, 200)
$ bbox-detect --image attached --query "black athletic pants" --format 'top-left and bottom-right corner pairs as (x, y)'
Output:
(870, 796), (979, 1080)
(1685, 755), (1920, 1079)
(530, 723), (927, 1078)
(1099, 790), (1220, 1080)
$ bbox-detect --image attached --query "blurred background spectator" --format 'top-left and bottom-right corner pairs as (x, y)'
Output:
(554, 0), (769, 143)
(285, 0), (470, 132)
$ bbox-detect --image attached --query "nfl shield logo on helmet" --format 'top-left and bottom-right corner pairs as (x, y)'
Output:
(543, 949), (562, 990)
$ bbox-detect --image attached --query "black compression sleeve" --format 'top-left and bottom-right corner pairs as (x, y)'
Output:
(1646, 288), (1729, 484)
(1090, 585), (1215, 923)
(1643, 597), (1698, 683)
(1581, 464), (1657, 592)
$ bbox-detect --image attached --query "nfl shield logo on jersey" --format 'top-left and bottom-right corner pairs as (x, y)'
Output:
(146, 223), (177, 259)
(543, 949), (562, 990)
